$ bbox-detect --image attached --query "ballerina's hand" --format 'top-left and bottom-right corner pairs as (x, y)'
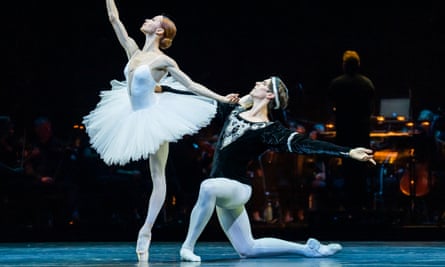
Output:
(225, 93), (240, 104)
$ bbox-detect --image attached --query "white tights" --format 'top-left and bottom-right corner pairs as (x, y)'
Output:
(136, 142), (169, 261)
(180, 178), (342, 262)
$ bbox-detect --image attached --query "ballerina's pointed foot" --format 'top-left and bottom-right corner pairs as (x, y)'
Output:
(137, 251), (149, 262)
(136, 232), (152, 262)
(304, 238), (342, 257)
(180, 247), (201, 262)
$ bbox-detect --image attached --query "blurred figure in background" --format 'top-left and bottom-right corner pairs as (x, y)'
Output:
(327, 50), (375, 219)
(22, 116), (76, 228)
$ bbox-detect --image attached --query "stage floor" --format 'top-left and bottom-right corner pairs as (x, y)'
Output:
(1, 241), (445, 266)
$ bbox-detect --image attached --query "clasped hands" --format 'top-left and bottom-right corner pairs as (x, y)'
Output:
(225, 93), (240, 104)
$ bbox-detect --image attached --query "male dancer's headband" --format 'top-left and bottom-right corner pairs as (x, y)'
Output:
(271, 76), (280, 110)
(271, 76), (289, 110)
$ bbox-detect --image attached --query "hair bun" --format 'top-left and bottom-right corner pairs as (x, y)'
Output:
(160, 38), (173, 50)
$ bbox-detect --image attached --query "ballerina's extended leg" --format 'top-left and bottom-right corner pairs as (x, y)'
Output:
(136, 143), (168, 261)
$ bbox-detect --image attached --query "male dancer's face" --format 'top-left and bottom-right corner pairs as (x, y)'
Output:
(250, 78), (272, 99)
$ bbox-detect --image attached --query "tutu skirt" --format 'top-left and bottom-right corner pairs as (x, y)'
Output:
(83, 79), (217, 166)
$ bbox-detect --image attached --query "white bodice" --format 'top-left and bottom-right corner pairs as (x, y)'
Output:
(124, 64), (158, 110)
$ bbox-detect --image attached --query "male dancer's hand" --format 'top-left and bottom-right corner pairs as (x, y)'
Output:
(349, 147), (376, 165)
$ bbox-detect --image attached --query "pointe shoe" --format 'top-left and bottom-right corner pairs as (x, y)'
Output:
(136, 232), (151, 262)
(304, 238), (342, 257)
(137, 251), (149, 262)
(180, 248), (201, 262)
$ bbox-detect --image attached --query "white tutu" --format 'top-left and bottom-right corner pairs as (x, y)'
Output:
(83, 78), (217, 166)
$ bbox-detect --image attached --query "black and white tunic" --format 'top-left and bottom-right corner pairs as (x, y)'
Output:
(210, 103), (351, 186)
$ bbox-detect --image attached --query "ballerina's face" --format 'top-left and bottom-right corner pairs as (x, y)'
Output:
(140, 15), (164, 34)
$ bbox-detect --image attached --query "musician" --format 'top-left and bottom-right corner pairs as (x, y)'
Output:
(327, 50), (376, 217)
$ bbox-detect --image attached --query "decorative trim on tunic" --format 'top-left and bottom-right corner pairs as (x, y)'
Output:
(287, 132), (298, 152)
(220, 108), (270, 149)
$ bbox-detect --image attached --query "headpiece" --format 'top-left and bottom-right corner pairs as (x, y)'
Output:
(271, 76), (280, 110)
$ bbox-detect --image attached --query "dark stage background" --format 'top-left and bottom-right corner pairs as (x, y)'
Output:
(2, 0), (443, 138)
